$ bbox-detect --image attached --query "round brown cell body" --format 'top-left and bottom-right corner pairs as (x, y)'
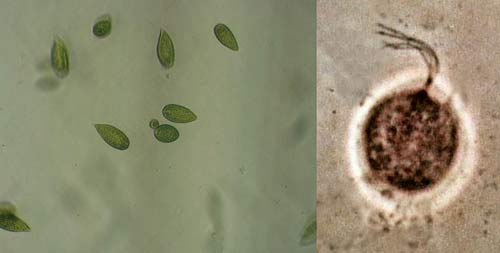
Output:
(363, 89), (458, 192)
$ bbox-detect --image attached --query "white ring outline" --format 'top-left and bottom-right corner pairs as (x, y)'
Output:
(346, 68), (477, 215)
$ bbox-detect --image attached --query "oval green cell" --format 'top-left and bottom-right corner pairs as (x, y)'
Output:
(0, 205), (30, 233)
(299, 215), (316, 246)
(94, 124), (130, 150)
(0, 213), (30, 232)
(156, 29), (175, 69)
(162, 104), (197, 123)
(149, 118), (160, 129)
(50, 37), (69, 78)
(154, 124), (179, 143)
(214, 23), (239, 51)
(93, 14), (112, 38)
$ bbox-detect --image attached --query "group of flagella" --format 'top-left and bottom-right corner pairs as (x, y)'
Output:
(0, 14), (239, 232)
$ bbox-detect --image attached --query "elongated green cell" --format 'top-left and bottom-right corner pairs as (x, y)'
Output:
(0, 205), (30, 232)
(162, 104), (197, 123)
(156, 29), (175, 69)
(154, 124), (179, 143)
(149, 119), (160, 129)
(214, 23), (239, 51)
(94, 124), (130, 150)
(299, 215), (316, 246)
(51, 37), (69, 78)
(93, 14), (112, 38)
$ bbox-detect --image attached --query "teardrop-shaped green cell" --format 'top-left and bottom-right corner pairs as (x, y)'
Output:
(299, 215), (316, 246)
(0, 205), (30, 233)
(156, 29), (175, 69)
(50, 37), (69, 78)
(0, 213), (30, 232)
(154, 124), (179, 143)
(214, 23), (239, 51)
(162, 104), (197, 123)
(94, 124), (130, 150)
(93, 14), (112, 38)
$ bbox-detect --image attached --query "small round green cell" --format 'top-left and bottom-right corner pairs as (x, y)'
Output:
(93, 14), (112, 38)
(154, 124), (179, 143)
(149, 119), (160, 129)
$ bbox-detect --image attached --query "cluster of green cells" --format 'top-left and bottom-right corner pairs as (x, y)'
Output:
(50, 15), (238, 80)
(149, 104), (197, 143)
(92, 103), (197, 149)
(88, 17), (236, 150)
(1, 15), (240, 233)
(10, 13), (315, 247)
(46, 14), (238, 151)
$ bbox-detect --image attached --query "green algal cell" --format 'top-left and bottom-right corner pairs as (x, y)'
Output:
(50, 37), (69, 78)
(154, 124), (179, 143)
(94, 124), (130, 150)
(162, 104), (197, 123)
(149, 118), (160, 129)
(299, 215), (316, 246)
(93, 14), (112, 38)
(156, 29), (175, 69)
(214, 23), (239, 51)
(0, 205), (30, 232)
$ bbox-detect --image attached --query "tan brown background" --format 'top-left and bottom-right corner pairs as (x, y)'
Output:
(318, 0), (500, 252)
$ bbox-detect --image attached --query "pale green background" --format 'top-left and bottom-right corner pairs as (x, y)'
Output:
(0, 0), (315, 252)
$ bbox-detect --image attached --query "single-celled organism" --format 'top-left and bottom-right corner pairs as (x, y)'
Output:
(149, 119), (160, 129)
(50, 37), (69, 78)
(93, 14), (112, 38)
(154, 124), (179, 143)
(94, 124), (130, 150)
(162, 104), (197, 123)
(299, 214), (316, 246)
(0, 203), (30, 232)
(214, 23), (239, 51)
(368, 24), (454, 192)
(156, 29), (175, 69)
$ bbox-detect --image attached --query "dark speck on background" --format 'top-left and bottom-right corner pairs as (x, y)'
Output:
(408, 241), (419, 249)
(239, 166), (246, 174)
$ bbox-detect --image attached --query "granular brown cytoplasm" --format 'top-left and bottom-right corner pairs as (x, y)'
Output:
(363, 89), (458, 192)
(346, 24), (477, 217)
